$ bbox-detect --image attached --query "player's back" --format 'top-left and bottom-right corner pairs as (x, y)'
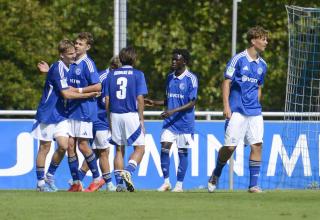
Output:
(35, 61), (68, 124)
(106, 65), (148, 113)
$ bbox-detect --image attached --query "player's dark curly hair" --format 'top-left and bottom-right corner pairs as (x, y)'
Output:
(246, 26), (269, 44)
(172, 48), (190, 65)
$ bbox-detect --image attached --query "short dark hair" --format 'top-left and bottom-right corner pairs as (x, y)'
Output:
(119, 46), (137, 65)
(172, 48), (190, 65)
(58, 39), (74, 54)
(77, 32), (94, 45)
(246, 26), (269, 44)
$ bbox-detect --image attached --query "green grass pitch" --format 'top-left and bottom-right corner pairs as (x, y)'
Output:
(1, 190), (320, 220)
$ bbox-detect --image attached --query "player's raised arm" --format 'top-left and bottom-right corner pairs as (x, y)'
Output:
(37, 61), (50, 73)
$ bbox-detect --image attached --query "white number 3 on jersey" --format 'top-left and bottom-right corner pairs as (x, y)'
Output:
(116, 77), (128, 99)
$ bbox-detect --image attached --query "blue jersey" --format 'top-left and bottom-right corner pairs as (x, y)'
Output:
(224, 49), (267, 116)
(93, 68), (110, 131)
(67, 55), (100, 122)
(104, 65), (148, 113)
(162, 69), (198, 134)
(34, 60), (69, 124)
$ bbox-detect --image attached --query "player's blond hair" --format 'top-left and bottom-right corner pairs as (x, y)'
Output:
(58, 39), (74, 54)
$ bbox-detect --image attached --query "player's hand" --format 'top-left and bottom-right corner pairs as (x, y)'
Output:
(160, 110), (174, 119)
(37, 61), (49, 73)
(223, 106), (232, 119)
(95, 92), (102, 97)
(140, 122), (146, 134)
(144, 98), (154, 107)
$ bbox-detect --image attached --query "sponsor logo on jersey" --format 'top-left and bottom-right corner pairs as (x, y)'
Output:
(167, 93), (184, 99)
(242, 75), (258, 83)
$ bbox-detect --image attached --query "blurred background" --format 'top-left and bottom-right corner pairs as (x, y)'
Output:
(0, 0), (318, 111)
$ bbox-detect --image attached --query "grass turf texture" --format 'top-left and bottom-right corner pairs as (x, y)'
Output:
(1, 190), (320, 220)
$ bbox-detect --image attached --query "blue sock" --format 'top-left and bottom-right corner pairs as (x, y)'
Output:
(160, 148), (170, 179)
(213, 157), (226, 177)
(177, 149), (188, 182)
(68, 156), (79, 181)
(249, 160), (261, 188)
(114, 170), (123, 185)
(102, 172), (112, 184)
(36, 166), (45, 181)
(78, 168), (87, 181)
(125, 160), (137, 175)
(85, 153), (100, 179)
(47, 162), (59, 176)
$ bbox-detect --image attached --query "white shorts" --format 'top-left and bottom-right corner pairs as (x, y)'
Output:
(160, 129), (194, 149)
(110, 112), (145, 146)
(69, 119), (93, 139)
(92, 130), (113, 149)
(224, 112), (263, 146)
(31, 120), (69, 141)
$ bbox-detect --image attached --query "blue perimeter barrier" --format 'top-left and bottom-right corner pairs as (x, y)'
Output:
(0, 120), (318, 190)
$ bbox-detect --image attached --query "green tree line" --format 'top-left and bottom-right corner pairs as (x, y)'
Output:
(0, 0), (318, 111)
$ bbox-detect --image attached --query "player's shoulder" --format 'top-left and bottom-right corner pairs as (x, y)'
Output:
(185, 70), (198, 87)
(228, 51), (247, 67)
(259, 57), (268, 67)
(99, 68), (110, 83)
(50, 61), (67, 78)
(82, 55), (96, 72)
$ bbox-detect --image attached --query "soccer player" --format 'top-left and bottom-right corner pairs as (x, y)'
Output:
(104, 46), (148, 192)
(207, 26), (268, 193)
(32, 39), (99, 192)
(145, 49), (198, 192)
(75, 56), (122, 191)
(67, 32), (103, 192)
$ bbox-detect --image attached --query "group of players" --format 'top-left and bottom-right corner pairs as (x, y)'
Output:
(32, 25), (268, 193)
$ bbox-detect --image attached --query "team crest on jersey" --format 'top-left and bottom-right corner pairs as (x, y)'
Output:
(75, 68), (81, 75)
(257, 67), (263, 75)
(179, 83), (186, 91)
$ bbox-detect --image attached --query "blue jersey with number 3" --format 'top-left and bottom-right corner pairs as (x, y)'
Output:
(104, 65), (148, 113)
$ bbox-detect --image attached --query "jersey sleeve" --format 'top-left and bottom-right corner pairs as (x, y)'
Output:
(84, 59), (100, 85)
(136, 72), (148, 96)
(258, 65), (267, 86)
(224, 55), (240, 81)
(51, 64), (69, 92)
(103, 73), (110, 97)
(188, 74), (198, 101)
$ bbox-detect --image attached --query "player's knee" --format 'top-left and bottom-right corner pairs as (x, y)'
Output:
(39, 141), (51, 153)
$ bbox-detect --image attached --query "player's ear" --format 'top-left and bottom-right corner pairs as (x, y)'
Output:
(86, 44), (91, 51)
